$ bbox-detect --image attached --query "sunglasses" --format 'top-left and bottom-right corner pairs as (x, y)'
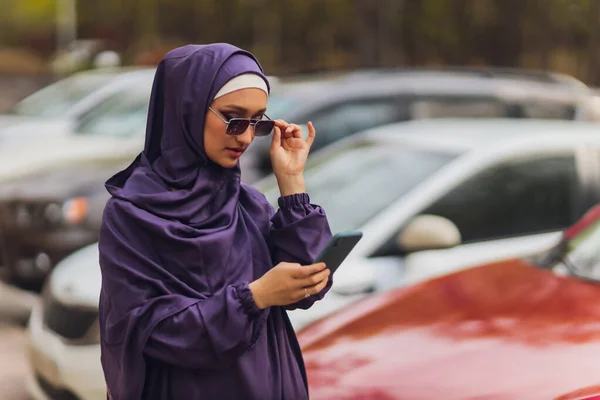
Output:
(208, 107), (275, 137)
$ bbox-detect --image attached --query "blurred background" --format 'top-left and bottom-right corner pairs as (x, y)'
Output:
(4, 0), (600, 106)
(3, 1), (600, 399)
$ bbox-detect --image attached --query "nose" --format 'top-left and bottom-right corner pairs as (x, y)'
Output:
(236, 125), (254, 146)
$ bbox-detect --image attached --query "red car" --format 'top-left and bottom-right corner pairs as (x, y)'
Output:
(298, 205), (600, 400)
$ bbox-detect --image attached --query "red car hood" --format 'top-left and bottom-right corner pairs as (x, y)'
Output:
(299, 260), (600, 400)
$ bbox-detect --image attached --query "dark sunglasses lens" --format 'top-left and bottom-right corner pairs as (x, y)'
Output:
(255, 120), (275, 137)
(226, 119), (250, 136)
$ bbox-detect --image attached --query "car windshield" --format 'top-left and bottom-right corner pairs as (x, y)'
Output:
(259, 141), (458, 232)
(12, 74), (115, 118)
(75, 83), (151, 137)
(266, 80), (333, 118)
(266, 94), (298, 117)
(552, 218), (600, 281)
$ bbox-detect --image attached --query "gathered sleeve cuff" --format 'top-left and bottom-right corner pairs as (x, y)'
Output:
(269, 193), (333, 310)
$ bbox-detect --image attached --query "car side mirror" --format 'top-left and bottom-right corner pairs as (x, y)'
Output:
(397, 214), (461, 253)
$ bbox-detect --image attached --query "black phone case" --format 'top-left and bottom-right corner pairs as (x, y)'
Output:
(314, 232), (363, 274)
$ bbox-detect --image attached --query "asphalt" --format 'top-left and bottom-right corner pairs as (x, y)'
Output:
(0, 281), (40, 400)
(0, 322), (28, 399)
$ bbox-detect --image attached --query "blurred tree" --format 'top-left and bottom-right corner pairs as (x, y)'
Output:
(11, 0), (55, 26)
(449, 0), (473, 65)
(3, 0), (600, 84)
(135, 0), (159, 48)
(587, 0), (600, 83)
(2, 0), (55, 49)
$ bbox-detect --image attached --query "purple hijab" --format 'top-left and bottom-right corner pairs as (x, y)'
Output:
(98, 44), (332, 400)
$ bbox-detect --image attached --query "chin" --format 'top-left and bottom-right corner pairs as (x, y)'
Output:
(208, 153), (238, 168)
(219, 159), (239, 169)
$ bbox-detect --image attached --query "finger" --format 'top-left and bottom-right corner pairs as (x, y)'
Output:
(274, 119), (289, 129)
(291, 124), (303, 139)
(293, 288), (312, 302)
(285, 123), (301, 138)
(270, 126), (282, 153)
(291, 262), (326, 278)
(302, 276), (329, 298)
(297, 268), (330, 287)
(281, 128), (293, 139)
(306, 121), (316, 147)
(307, 276), (329, 294)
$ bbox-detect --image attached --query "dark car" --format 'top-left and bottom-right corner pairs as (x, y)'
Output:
(245, 66), (598, 179)
(0, 160), (118, 292)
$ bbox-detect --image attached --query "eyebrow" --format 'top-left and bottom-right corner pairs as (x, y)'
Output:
(220, 105), (267, 115)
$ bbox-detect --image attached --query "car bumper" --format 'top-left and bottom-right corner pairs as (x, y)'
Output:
(26, 302), (105, 400)
(1, 226), (98, 292)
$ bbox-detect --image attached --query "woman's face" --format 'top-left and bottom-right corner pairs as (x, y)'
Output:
(204, 88), (268, 168)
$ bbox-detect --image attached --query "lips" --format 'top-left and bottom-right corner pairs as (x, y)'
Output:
(225, 147), (246, 157)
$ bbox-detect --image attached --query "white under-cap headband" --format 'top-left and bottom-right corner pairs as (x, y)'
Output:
(213, 73), (269, 100)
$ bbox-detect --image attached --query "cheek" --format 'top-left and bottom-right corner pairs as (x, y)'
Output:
(203, 119), (224, 151)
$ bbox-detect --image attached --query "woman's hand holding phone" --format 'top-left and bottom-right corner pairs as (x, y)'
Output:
(249, 261), (330, 309)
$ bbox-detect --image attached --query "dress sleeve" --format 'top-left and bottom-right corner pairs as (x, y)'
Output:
(99, 204), (269, 371)
(269, 193), (333, 310)
(142, 282), (268, 369)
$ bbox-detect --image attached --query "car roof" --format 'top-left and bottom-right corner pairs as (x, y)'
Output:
(102, 67), (156, 81)
(279, 66), (585, 86)
(335, 119), (600, 154)
(70, 66), (149, 77)
(274, 68), (591, 105)
(348, 66), (586, 86)
(74, 67), (156, 96)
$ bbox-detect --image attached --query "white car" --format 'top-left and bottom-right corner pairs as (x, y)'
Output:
(25, 119), (600, 399)
(0, 67), (149, 135)
(0, 69), (156, 183)
(26, 243), (103, 400)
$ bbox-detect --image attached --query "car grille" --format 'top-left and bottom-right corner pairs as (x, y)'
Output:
(0, 200), (53, 230)
(43, 296), (99, 341)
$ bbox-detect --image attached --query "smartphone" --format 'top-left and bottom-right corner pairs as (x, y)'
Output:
(313, 231), (363, 274)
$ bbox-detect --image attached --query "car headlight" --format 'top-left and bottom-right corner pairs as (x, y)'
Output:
(61, 197), (88, 225)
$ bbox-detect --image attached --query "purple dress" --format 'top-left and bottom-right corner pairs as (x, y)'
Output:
(98, 44), (332, 400)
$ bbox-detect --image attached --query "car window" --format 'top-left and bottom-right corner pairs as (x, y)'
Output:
(422, 155), (581, 243)
(518, 102), (577, 120)
(75, 84), (151, 137)
(302, 98), (405, 151)
(410, 98), (508, 119)
(411, 97), (576, 120)
(12, 74), (115, 118)
(261, 142), (458, 233)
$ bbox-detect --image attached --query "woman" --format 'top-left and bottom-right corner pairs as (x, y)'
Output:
(98, 43), (333, 400)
